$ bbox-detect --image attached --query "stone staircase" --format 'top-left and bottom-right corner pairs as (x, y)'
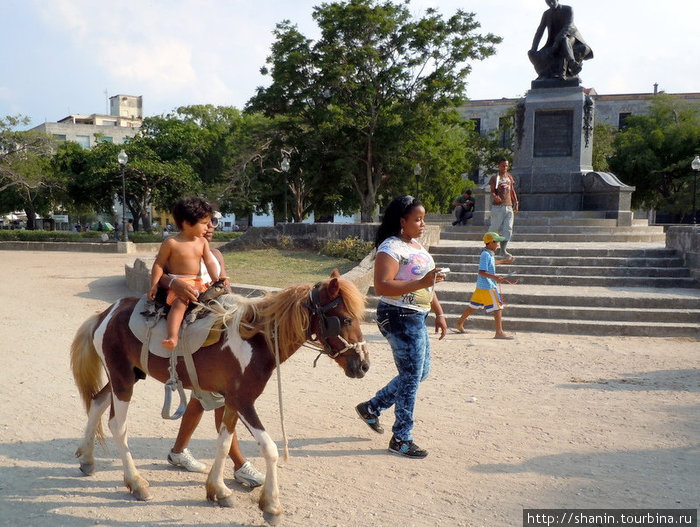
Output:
(368, 212), (700, 338)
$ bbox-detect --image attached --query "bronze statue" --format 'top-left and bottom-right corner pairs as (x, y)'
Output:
(528, 0), (593, 82)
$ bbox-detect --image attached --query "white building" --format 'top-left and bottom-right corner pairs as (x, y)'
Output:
(31, 94), (142, 148)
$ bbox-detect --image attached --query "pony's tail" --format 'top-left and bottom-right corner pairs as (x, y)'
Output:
(70, 313), (106, 438)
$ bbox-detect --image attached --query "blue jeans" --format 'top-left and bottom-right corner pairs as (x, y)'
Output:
(368, 302), (430, 441)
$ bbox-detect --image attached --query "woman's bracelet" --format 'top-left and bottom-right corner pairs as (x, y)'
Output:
(436, 314), (446, 318)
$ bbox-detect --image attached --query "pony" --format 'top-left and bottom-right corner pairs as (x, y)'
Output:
(71, 270), (368, 525)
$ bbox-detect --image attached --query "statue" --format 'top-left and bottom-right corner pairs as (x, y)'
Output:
(528, 0), (593, 82)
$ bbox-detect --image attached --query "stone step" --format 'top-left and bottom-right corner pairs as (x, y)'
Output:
(429, 288), (700, 309)
(432, 255), (684, 268)
(433, 264), (691, 278)
(430, 245), (677, 257)
(444, 225), (664, 234)
(439, 232), (666, 243)
(434, 272), (697, 288)
(426, 213), (652, 227)
(362, 308), (699, 338)
(365, 295), (700, 324)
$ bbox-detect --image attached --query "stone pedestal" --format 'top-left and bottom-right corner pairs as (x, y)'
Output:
(512, 85), (594, 211)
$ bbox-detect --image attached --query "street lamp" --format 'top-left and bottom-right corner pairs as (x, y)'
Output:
(280, 153), (290, 224)
(413, 164), (422, 196)
(692, 155), (700, 225)
(117, 149), (129, 241)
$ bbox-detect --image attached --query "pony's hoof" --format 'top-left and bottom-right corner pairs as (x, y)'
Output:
(79, 463), (94, 476)
(263, 511), (282, 526)
(131, 488), (153, 501)
(218, 495), (235, 508)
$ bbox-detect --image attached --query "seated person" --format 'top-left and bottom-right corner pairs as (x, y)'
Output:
(148, 197), (219, 350)
(528, 0), (593, 80)
(452, 189), (475, 226)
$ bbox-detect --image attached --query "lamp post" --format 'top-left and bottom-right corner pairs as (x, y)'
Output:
(280, 153), (290, 224)
(692, 155), (700, 225)
(117, 149), (129, 241)
(413, 164), (422, 196)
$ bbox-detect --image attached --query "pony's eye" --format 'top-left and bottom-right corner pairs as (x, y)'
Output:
(342, 318), (353, 326)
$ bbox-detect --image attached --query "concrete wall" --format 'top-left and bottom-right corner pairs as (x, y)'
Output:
(126, 224), (443, 296)
(666, 226), (700, 281)
(32, 121), (139, 147)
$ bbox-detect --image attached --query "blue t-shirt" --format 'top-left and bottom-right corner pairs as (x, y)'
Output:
(475, 248), (497, 290)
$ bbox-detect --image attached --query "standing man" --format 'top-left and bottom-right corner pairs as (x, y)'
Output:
(451, 189), (475, 226)
(488, 158), (518, 258)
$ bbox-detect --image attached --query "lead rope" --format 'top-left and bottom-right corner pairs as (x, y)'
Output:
(273, 321), (290, 462)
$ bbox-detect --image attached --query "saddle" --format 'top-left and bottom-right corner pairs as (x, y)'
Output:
(128, 280), (230, 419)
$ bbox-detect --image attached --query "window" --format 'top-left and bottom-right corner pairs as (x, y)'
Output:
(498, 116), (513, 148)
(75, 135), (90, 149)
(618, 112), (631, 129)
(52, 134), (66, 141)
(470, 118), (481, 135)
(99, 136), (114, 143)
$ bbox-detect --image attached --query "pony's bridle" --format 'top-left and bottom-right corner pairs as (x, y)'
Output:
(305, 283), (367, 362)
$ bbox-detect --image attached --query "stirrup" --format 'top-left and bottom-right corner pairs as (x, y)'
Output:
(162, 378), (188, 420)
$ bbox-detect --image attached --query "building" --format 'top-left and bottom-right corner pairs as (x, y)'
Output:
(31, 94), (142, 148)
(458, 88), (700, 182)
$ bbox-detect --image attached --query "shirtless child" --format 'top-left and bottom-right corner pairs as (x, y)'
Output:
(148, 197), (220, 350)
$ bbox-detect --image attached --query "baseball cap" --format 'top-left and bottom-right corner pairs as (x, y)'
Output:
(483, 232), (505, 244)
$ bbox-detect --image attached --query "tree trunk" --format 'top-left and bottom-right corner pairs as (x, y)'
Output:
(25, 208), (37, 230)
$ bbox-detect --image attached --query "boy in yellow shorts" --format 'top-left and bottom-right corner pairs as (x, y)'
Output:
(454, 232), (515, 339)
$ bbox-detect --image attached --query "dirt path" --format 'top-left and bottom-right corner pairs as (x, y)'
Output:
(0, 250), (697, 527)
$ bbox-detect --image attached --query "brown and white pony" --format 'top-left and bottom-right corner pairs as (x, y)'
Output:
(71, 270), (368, 525)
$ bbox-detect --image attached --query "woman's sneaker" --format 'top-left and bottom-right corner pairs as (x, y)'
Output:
(388, 436), (428, 459)
(167, 448), (207, 473)
(355, 402), (384, 434)
(234, 461), (265, 488)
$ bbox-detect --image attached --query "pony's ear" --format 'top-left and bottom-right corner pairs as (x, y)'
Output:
(328, 277), (340, 298)
(330, 268), (341, 278)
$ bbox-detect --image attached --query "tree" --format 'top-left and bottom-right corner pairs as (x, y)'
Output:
(248, 0), (501, 221)
(0, 115), (61, 229)
(609, 94), (700, 218)
(592, 123), (616, 173)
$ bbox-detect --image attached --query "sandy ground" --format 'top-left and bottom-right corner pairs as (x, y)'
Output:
(0, 249), (698, 527)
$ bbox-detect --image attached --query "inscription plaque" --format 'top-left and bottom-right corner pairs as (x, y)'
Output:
(534, 110), (573, 157)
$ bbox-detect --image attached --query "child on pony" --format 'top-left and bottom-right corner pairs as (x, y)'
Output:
(148, 197), (219, 350)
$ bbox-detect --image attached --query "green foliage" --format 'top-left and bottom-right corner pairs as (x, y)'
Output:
(592, 124), (616, 172)
(319, 236), (374, 261)
(1, 115), (62, 228)
(247, 0), (502, 221)
(609, 94), (700, 214)
(0, 229), (105, 241)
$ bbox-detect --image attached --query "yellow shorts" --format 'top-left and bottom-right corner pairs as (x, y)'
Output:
(468, 288), (503, 313)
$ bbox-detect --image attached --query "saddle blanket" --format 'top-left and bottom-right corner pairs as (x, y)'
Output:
(128, 295), (223, 358)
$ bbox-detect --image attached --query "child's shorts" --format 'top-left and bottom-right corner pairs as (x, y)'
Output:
(166, 276), (207, 305)
(468, 288), (503, 313)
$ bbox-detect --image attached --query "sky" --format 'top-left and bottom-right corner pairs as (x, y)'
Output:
(2, 0), (699, 128)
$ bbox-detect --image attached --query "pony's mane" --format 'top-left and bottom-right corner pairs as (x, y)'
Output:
(208, 278), (365, 360)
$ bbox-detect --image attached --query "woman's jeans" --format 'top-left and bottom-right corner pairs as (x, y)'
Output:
(368, 302), (431, 442)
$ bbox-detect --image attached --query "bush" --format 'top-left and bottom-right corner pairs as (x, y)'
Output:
(212, 231), (242, 242)
(0, 229), (101, 242)
(0, 229), (243, 243)
(319, 237), (374, 261)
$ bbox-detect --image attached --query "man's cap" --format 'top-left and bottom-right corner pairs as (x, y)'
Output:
(483, 232), (505, 244)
